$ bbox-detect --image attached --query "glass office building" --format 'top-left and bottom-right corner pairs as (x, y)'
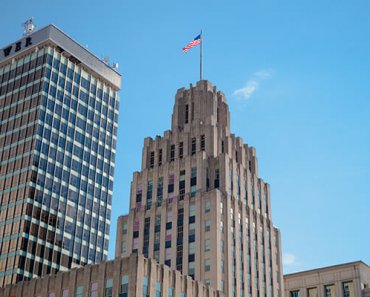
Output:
(0, 25), (121, 287)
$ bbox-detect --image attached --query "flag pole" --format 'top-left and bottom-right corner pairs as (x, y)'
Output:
(200, 30), (203, 81)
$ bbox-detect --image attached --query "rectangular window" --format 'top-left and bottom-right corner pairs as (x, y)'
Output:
(133, 219), (140, 232)
(325, 285), (335, 297)
(291, 291), (300, 297)
(205, 258), (211, 271)
(91, 282), (98, 297)
(157, 177), (163, 204)
(120, 275), (129, 296)
(147, 180), (153, 209)
(143, 276), (149, 297)
(179, 142), (184, 159)
(167, 174), (175, 196)
(189, 204), (196, 216)
(76, 286), (83, 297)
(133, 238), (139, 250)
(191, 167), (197, 197)
(154, 250), (160, 262)
(136, 183), (143, 207)
(168, 288), (173, 297)
(214, 169), (220, 188)
(343, 282), (353, 297)
(167, 211), (173, 222)
(123, 223), (128, 235)
(189, 222), (196, 236)
(155, 215), (161, 230)
(179, 170), (186, 200)
(201, 135), (205, 151)
(154, 228), (161, 244)
(156, 282), (161, 297)
(158, 149), (162, 166)
(105, 279), (113, 297)
(62, 290), (69, 297)
(185, 104), (189, 123)
(188, 261), (195, 276)
(189, 241), (195, 255)
(165, 248), (171, 260)
(205, 201), (210, 213)
(121, 242), (127, 254)
(307, 288), (318, 297)
(191, 137), (196, 155)
(144, 216), (151, 250)
(205, 220), (211, 232)
(205, 239), (211, 251)
(177, 208), (184, 222)
(176, 245), (183, 269)
(150, 151), (154, 168)
(170, 144), (175, 162)
(228, 168), (232, 196)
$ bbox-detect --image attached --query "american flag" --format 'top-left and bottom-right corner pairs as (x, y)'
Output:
(182, 34), (201, 53)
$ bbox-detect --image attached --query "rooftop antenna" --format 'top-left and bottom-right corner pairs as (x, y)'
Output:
(23, 18), (35, 36)
(103, 56), (110, 64)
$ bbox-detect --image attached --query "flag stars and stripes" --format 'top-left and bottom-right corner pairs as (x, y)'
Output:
(182, 34), (201, 53)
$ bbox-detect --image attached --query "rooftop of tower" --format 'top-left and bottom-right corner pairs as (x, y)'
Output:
(172, 79), (230, 130)
(0, 24), (121, 89)
(143, 80), (255, 147)
(175, 80), (227, 103)
(140, 79), (260, 177)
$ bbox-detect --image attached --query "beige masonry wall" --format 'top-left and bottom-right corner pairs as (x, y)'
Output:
(116, 80), (284, 297)
(284, 261), (370, 297)
(0, 253), (223, 297)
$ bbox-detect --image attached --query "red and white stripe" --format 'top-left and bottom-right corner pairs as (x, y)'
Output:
(182, 39), (201, 53)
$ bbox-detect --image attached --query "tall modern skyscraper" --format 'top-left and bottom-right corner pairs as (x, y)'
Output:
(116, 80), (284, 297)
(0, 24), (121, 287)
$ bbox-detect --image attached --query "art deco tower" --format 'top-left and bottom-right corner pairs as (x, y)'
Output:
(0, 24), (121, 286)
(116, 80), (283, 297)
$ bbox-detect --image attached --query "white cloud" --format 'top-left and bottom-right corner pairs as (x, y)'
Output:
(233, 69), (273, 99)
(283, 253), (297, 266)
(233, 80), (258, 98)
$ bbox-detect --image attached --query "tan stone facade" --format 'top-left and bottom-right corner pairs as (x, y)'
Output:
(0, 253), (222, 297)
(116, 81), (284, 297)
(284, 261), (370, 297)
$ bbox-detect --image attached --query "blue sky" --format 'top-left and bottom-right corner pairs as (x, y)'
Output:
(1, 0), (369, 273)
